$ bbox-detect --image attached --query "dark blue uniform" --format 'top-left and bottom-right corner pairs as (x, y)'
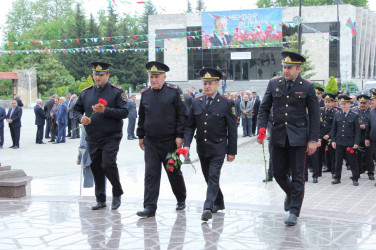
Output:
(74, 82), (128, 203)
(317, 107), (336, 175)
(366, 109), (376, 162)
(184, 93), (237, 211)
(330, 110), (361, 181)
(137, 82), (187, 212)
(258, 75), (320, 217)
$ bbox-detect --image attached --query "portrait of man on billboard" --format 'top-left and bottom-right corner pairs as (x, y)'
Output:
(209, 17), (233, 46)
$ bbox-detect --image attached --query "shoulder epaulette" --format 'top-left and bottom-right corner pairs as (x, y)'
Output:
(141, 86), (150, 94)
(272, 77), (283, 83)
(220, 95), (231, 101)
(111, 84), (122, 90)
(82, 85), (94, 92)
(166, 83), (178, 90)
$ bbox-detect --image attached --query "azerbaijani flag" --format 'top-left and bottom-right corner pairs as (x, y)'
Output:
(346, 17), (357, 37)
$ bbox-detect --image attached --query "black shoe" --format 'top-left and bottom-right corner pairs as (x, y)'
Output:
(132, 136), (138, 139)
(284, 213), (298, 226)
(111, 196), (121, 210)
(201, 209), (212, 221)
(242, 135), (248, 137)
(308, 168), (313, 173)
(263, 176), (273, 182)
(353, 180), (359, 186)
(9, 146), (15, 148)
(91, 202), (106, 210)
(45, 137), (51, 139)
(176, 202), (186, 210)
(322, 168), (331, 172)
(331, 179), (341, 184)
(137, 208), (156, 218)
(52, 142), (60, 144)
(284, 196), (291, 212)
(48, 140), (55, 142)
(212, 205), (225, 213)
(61, 141), (66, 143)
(313, 178), (318, 183)
(38, 142), (46, 144)
(369, 175), (375, 180)
(13, 146), (19, 149)
(249, 135), (253, 137)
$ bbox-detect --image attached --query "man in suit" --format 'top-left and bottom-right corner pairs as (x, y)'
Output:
(54, 97), (68, 144)
(69, 94), (79, 139)
(183, 89), (193, 116)
(65, 92), (72, 137)
(330, 95), (361, 186)
(49, 97), (59, 142)
(127, 94), (138, 140)
(238, 90), (245, 101)
(34, 99), (46, 144)
(209, 17), (233, 46)
(257, 51), (320, 226)
(44, 94), (56, 139)
(14, 94), (24, 108)
(251, 91), (260, 136)
(184, 67), (237, 221)
(6, 100), (23, 149)
(365, 89), (376, 187)
(0, 106), (6, 149)
(240, 94), (253, 137)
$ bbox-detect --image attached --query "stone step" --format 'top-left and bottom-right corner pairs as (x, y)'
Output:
(0, 165), (11, 171)
(0, 176), (33, 187)
(0, 169), (27, 179)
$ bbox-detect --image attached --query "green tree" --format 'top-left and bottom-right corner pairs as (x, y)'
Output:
(78, 75), (94, 93)
(256, 0), (368, 8)
(187, 0), (193, 12)
(325, 76), (338, 94)
(196, 0), (206, 12)
(140, 1), (158, 34)
(5, 0), (35, 40)
(32, 0), (75, 23)
(342, 81), (359, 93)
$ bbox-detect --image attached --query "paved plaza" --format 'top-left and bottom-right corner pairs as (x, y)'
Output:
(1, 109), (376, 249)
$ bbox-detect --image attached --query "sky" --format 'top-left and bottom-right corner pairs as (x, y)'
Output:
(0, 0), (375, 43)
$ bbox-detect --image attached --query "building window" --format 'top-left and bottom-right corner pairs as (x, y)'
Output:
(329, 22), (339, 78)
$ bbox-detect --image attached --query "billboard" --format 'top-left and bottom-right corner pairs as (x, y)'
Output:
(201, 9), (282, 49)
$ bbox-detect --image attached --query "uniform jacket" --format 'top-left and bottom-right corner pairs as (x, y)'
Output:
(352, 107), (370, 142)
(34, 104), (46, 126)
(6, 106), (22, 128)
(258, 75), (320, 147)
(69, 99), (77, 119)
(56, 102), (68, 124)
(319, 99), (325, 107)
(0, 106), (6, 128)
(74, 82), (128, 142)
(319, 107), (336, 139)
(330, 110), (360, 146)
(240, 100), (253, 118)
(366, 109), (376, 141)
(137, 82), (187, 141)
(184, 93), (237, 157)
(127, 99), (137, 119)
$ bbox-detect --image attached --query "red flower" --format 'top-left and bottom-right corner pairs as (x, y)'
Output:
(168, 158), (175, 165)
(167, 166), (174, 172)
(257, 128), (267, 140)
(346, 147), (351, 151)
(325, 146), (329, 152)
(350, 150), (355, 154)
(176, 148), (188, 157)
(98, 98), (108, 106)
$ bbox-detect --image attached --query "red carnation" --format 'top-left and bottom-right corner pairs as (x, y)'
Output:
(257, 128), (267, 140)
(325, 146), (329, 152)
(350, 150), (355, 154)
(98, 98), (108, 106)
(346, 147), (351, 151)
(176, 148), (188, 157)
(168, 158), (175, 165)
(167, 166), (174, 172)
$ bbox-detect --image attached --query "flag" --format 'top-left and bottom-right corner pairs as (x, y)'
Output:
(346, 17), (357, 37)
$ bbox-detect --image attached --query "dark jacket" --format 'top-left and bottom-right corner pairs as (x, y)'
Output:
(319, 107), (336, 139)
(330, 110), (360, 146)
(44, 98), (55, 118)
(74, 82), (128, 142)
(56, 102), (68, 124)
(127, 99), (137, 119)
(0, 106), (6, 128)
(251, 98), (260, 116)
(69, 99), (77, 119)
(352, 107), (370, 142)
(184, 93), (237, 157)
(258, 75), (320, 147)
(366, 109), (376, 141)
(137, 83), (187, 141)
(6, 106), (22, 127)
(34, 104), (46, 126)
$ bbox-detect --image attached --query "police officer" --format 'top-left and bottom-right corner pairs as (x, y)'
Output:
(315, 87), (325, 107)
(330, 95), (361, 186)
(136, 61), (187, 218)
(74, 62), (128, 210)
(183, 68), (237, 221)
(257, 51), (320, 226)
(366, 89), (376, 186)
(353, 94), (374, 179)
(319, 94), (337, 175)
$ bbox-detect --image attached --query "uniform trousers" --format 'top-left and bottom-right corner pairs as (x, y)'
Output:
(198, 154), (225, 211)
(143, 137), (186, 211)
(272, 142), (306, 217)
(311, 150), (321, 179)
(88, 138), (123, 202)
(370, 140), (376, 162)
(357, 141), (374, 176)
(9, 126), (20, 147)
(320, 139), (335, 172)
(334, 145), (359, 180)
(36, 125), (44, 143)
(0, 127), (4, 147)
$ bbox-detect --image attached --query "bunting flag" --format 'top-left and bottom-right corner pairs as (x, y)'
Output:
(345, 17), (357, 37)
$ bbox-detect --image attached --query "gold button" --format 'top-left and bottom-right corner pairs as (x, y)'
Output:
(204, 139), (207, 141)
(285, 122), (288, 125)
(204, 130), (207, 133)
(287, 96), (289, 99)
(206, 114), (208, 116)
(286, 104), (288, 107)
(285, 113), (288, 116)
(342, 135), (344, 136)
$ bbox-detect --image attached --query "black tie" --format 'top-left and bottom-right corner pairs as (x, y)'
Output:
(206, 97), (213, 110)
(286, 80), (293, 91)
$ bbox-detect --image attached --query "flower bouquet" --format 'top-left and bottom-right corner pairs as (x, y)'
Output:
(257, 128), (268, 185)
(166, 148), (196, 173)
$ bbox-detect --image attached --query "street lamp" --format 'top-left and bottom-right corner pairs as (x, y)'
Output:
(334, 0), (341, 87)
(26, 67), (36, 108)
(298, 0), (302, 54)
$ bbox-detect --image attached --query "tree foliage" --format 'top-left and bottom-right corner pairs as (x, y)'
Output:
(196, 0), (206, 12)
(325, 76), (338, 94)
(187, 0), (193, 12)
(256, 0), (368, 8)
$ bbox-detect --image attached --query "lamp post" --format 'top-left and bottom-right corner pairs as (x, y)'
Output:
(298, 0), (302, 54)
(334, 0), (341, 86)
(26, 67), (36, 108)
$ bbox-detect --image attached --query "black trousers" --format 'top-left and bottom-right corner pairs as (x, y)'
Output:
(45, 117), (51, 138)
(127, 118), (136, 138)
(334, 145), (359, 180)
(252, 116), (258, 135)
(67, 117), (72, 137)
(267, 138), (274, 178)
(0, 127), (3, 147)
(357, 141), (374, 175)
(272, 143), (306, 217)
(88, 138), (124, 202)
(198, 154), (225, 211)
(320, 139), (335, 172)
(51, 118), (57, 141)
(311, 150), (321, 179)
(371, 140), (376, 162)
(9, 126), (20, 147)
(143, 137), (186, 211)
(36, 125), (44, 143)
